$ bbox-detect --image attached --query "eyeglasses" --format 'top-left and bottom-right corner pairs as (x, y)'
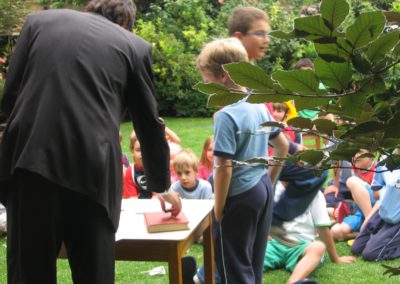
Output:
(244, 31), (269, 38)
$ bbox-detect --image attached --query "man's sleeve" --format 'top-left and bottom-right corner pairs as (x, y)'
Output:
(127, 41), (170, 193)
(1, 18), (31, 117)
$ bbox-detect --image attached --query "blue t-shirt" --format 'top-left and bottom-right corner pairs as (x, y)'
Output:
(372, 166), (400, 224)
(171, 178), (213, 200)
(213, 100), (278, 197)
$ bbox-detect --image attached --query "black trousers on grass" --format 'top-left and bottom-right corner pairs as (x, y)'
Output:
(6, 169), (115, 284)
(213, 174), (274, 284)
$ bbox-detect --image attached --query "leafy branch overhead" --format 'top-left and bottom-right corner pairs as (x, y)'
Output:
(195, 0), (400, 170)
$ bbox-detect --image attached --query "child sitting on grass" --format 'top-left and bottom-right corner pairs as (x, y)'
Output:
(122, 132), (153, 199)
(328, 149), (377, 241)
(264, 185), (355, 284)
(170, 149), (213, 200)
(351, 149), (400, 261)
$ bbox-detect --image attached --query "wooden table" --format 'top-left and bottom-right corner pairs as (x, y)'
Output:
(116, 199), (215, 284)
(59, 199), (215, 283)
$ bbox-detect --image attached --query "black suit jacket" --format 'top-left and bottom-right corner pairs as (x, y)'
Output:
(0, 9), (170, 230)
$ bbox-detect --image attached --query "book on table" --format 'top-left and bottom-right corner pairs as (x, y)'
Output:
(144, 211), (189, 233)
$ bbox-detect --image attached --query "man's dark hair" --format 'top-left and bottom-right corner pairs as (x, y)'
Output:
(86, 0), (137, 31)
(294, 58), (314, 70)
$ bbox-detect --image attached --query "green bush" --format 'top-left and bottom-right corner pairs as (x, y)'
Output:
(0, 80), (4, 102)
(135, 0), (316, 117)
(135, 0), (217, 117)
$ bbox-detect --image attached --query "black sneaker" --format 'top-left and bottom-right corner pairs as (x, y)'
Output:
(181, 256), (197, 284)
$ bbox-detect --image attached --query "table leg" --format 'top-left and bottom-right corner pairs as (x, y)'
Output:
(168, 245), (183, 284)
(203, 213), (215, 284)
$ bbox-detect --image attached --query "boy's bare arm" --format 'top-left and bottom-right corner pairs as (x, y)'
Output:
(269, 132), (289, 185)
(213, 156), (232, 222)
(316, 226), (356, 263)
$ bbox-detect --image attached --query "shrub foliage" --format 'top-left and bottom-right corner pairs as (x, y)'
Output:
(197, 0), (400, 169)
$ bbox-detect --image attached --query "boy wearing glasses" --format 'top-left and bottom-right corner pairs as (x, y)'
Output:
(228, 5), (328, 238)
(228, 6), (270, 61)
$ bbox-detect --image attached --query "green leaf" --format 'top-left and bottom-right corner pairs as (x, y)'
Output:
(246, 93), (293, 104)
(320, 0), (350, 30)
(313, 118), (337, 136)
(381, 138), (400, 149)
(394, 42), (400, 58)
(269, 30), (296, 40)
(195, 83), (247, 107)
(261, 121), (285, 128)
(223, 62), (274, 91)
(360, 76), (386, 94)
(378, 155), (400, 171)
(339, 93), (367, 119)
(287, 117), (313, 130)
(297, 150), (325, 166)
(352, 54), (373, 74)
(294, 96), (331, 111)
(315, 58), (352, 90)
(243, 157), (270, 165)
(366, 31), (400, 64)
(195, 82), (231, 96)
(341, 120), (385, 139)
(272, 70), (319, 95)
(384, 113), (400, 139)
(206, 93), (247, 108)
(314, 43), (350, 63)
(346, 11), (385, 49)
(294, 15), (334, 40)
(330, 143), (363, 161)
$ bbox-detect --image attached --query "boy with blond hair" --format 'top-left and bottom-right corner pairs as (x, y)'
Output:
(171, 149), (212, 200)
(196, 36), (289, 284)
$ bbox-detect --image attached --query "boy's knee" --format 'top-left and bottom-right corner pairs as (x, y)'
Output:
(350, 240), (363, 255)
(346, 176), (361, 189)
(361, 246), (379, 261)
(304, 241), (326, 259)
(311, 241), (326, 256)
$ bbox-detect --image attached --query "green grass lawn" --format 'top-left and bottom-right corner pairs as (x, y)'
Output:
(120, 117), (214, 161)
(1, 117), (400, 283)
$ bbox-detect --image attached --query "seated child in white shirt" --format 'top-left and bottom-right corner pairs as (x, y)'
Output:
(170, 149), (213, 200)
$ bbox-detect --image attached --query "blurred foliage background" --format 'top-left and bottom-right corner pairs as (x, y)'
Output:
(0, 0), (399, 117)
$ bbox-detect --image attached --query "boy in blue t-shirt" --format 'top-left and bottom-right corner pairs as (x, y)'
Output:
(196, 37), (289, 284)
(170, 149), (212, 200)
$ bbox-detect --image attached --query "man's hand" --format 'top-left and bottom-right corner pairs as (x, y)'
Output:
(157, 191), (182, 217)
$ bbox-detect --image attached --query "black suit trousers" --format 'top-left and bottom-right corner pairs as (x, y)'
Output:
(6, 169), (115, 284)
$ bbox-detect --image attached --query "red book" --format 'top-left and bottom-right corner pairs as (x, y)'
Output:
(144, 211), (189, 233)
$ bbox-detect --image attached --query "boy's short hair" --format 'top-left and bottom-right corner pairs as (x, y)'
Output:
(294, 58), (314, 70)
(173, 149), (199, 173)
(228, 7), (270, 36)
(196, 37), (248, 77)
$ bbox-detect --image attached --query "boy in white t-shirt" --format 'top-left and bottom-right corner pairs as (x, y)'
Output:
(264, 184), (355, 283)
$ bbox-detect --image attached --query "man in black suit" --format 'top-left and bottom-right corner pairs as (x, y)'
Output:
(0, 0), (180, 283)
